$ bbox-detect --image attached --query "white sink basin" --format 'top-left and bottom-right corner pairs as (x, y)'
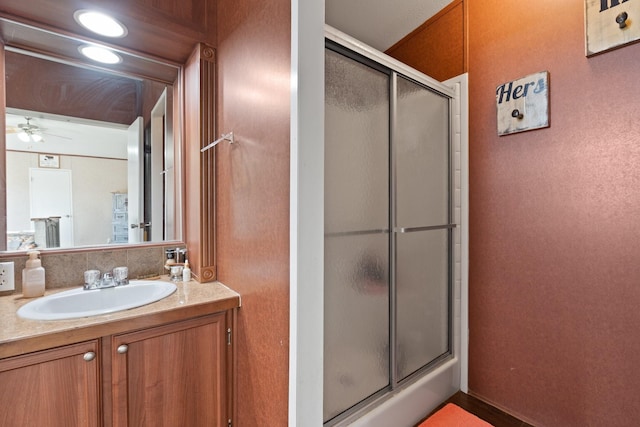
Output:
(17, 280), (177, 320)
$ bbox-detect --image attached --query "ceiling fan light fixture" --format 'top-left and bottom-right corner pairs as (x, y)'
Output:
(31, 133), (43, 142)
(17, 131), (30, 142)
(79, 45), (122, 64)
(74, 10), (128, 38)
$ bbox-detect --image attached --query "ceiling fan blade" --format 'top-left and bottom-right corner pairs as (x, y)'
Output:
(42, 132), (72, 140)
(6, 125), (20, 134)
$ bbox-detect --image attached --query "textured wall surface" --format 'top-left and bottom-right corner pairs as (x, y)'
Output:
(215, 0), (291, 425)
(467, 1), (640, 426)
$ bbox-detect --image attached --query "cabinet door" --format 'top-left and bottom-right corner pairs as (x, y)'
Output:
(111, 312), (230, 427)
(0, 340), (100, 427)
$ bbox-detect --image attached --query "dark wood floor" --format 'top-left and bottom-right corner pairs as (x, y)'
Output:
(417, 391), (536, 427)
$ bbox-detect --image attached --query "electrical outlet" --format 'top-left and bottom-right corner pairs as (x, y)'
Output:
(0, 262), (15, 291)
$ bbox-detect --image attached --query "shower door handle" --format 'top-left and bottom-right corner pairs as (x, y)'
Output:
(325, 229), (390, 238)
(394, 224), (456, 233)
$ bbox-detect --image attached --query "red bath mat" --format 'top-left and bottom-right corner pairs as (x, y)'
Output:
(418, 403), (494, 427)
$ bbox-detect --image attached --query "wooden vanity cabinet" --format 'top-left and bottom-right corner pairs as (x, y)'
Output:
(108, 311), (233, 427)
(0, 310), (235, 427)
(0, 340), (101, 427)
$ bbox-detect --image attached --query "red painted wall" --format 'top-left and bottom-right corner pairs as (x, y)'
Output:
(468, 1), (640, 426)
(215, 0), (291, 425)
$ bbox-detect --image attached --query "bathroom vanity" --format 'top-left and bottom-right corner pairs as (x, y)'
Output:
(0, 280), (240, 426)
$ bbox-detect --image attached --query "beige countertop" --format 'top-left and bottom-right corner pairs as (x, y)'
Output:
(0, 278), (241, 359)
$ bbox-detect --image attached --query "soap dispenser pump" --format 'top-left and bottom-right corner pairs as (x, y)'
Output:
(22, 250), (45, 298)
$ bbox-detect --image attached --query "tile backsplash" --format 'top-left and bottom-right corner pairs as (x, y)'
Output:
(0, 245), (183, 294)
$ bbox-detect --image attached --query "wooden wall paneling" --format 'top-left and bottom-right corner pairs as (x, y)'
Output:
(385, 0), (466, 82)
(0, 43), (6, 251)
(5, 51), (139, 125)
(184, 43), (216, 282)
(215, 0), (291, 424)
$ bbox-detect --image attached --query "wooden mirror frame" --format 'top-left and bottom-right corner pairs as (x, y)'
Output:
(0, 16), (186, 256)
(184, 43), (217, 282)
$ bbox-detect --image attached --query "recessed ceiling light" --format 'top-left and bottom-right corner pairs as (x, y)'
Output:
(74, 10), (128, 38)
(78, 45), (122, 64)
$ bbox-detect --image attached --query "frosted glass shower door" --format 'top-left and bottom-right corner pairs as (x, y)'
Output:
(394, 76), (451, 381)
(324, 48), (390, 423)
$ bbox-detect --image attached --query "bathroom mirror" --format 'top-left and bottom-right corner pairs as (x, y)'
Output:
(0, 17), (183, 253)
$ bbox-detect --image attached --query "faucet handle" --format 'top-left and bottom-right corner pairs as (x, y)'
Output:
(84, 269), (101, 290)
(113, 266), (129, 286)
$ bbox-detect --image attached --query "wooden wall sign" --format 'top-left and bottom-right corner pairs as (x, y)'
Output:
(496, 71), (549, 136)
(585, 0), (640, 56)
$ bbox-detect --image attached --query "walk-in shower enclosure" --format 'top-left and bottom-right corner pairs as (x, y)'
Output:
(324, 32), (459, 425)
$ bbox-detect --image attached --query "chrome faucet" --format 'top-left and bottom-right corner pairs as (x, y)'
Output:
(84, 268), (128, 290)
(100, 272), (115, 288)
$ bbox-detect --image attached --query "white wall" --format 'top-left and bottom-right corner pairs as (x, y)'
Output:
(289, 0), (325, 424)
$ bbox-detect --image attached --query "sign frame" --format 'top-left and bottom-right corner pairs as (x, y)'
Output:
(585, 0), (640, 56)
(38, 154), (60, 168)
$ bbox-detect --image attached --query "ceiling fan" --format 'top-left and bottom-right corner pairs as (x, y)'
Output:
(6, 116), (72, 143)
(6, 117), (46, 142)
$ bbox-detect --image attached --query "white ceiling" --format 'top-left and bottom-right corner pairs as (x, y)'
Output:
(5, 109), (128, 159)
(325, 0), (452, 51)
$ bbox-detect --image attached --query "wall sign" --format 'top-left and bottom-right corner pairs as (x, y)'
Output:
(38, 154), (60, 168)
(585, 0), (640, 56)
(496, 71), (549, 136)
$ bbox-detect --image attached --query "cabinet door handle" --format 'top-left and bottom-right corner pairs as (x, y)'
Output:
(83, 351), (96, 362)
(117, 344), (129, 354)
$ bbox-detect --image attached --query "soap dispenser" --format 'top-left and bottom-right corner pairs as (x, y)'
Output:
(182, 259), (191, 282)
(22, 250), (45, 298)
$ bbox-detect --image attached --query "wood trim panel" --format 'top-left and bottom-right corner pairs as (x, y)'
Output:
(385, 0), (467, 82)
(101, 336), (113, 427)
(0, 43), (6, 251)
(199, 47), (217, 282)
(227, 309), (237, 426)
(184, 43), (217, 282)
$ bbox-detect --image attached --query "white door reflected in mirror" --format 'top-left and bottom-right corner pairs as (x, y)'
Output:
(127, 117), (144, 244)
(29, 168), (74, 248)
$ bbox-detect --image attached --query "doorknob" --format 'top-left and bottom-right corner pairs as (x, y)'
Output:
(130, 223), (151, 229)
